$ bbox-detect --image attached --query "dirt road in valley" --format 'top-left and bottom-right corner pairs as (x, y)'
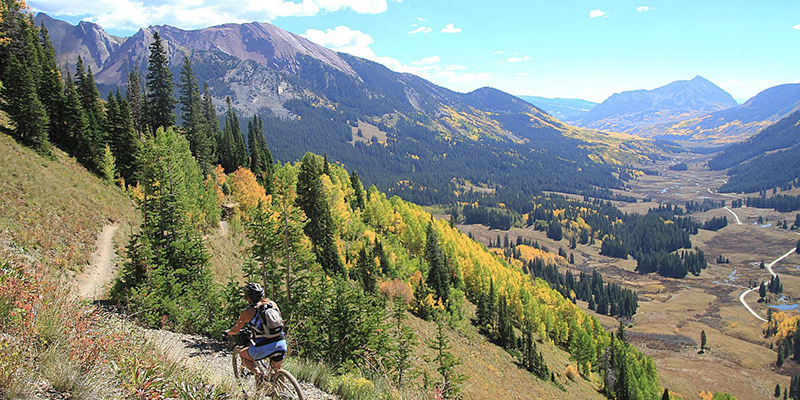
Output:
(739, 247), (798, 322)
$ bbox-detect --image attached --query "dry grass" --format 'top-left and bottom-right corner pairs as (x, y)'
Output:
(350, 120), (388, 145)
(403, 302), (606, 400)
(0, 132), (138, 273)
(205, 219), (251, 284)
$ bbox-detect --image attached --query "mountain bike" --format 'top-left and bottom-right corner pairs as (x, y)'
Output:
(228, 327), (304, 399)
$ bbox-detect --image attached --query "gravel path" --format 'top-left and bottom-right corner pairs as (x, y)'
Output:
(144, 328), (337, 399)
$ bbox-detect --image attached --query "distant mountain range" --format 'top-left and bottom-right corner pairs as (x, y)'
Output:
(567, 76), (738, 134)
(637, 83), (800, 145)
(516, 96), (597, 120)
(37, 13), (658, 204)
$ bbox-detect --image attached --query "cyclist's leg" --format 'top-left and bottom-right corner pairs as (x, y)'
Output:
(240, 346), (257, 373)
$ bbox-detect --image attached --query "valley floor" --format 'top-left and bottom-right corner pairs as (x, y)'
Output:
(455, 152), (800, 399)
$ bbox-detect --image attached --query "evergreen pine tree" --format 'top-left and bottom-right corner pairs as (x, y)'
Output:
(700, 330), (707, 353)
(112, 127), (223, 335)
(356, 245), (377, 293)
(36, 24), (68, 149)
(295, 152), (343, 275)
(126, 68), (146, 134)
(146, 31), (176, 131)
(178, 56), (215, 172)
(73, 57), (105, 169)
(76, 59), (105, 141)
(425, 222), (450, 304)
(2, 53), (50, 154)
(350, 170), (366, 211)
(390, 297), (417, 387)
(218, 97), (247, 172)
(109, 90), (141, 184)
(247, 115), (273, 192)
(426, 313), (466, 399)
(60, 72), (91, 157)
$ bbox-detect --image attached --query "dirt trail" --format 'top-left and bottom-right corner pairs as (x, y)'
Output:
(76, 224), (119, 300)
(145, 329), (336, 400)
(78, 223), (333, 399)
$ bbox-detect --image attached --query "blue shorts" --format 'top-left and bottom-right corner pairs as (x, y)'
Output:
(248, 339), (287, 361)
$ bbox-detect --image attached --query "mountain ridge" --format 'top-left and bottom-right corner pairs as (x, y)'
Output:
(637, 83), (800, 144)
(567, 75), (738, 133)
(36, 13), (660, 205)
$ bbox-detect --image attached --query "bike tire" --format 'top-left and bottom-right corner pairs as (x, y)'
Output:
(274, 369), (305, 400)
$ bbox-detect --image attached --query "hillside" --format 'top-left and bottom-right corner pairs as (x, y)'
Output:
(568, 76), (737, 134)
(638, 83), (800, 145)
(0, 127), (628, 399)
(708, 109), (800, 193)
(36, 13), (662, 205)
(0, 127), (137, 272)
(517, 95), (598, 120)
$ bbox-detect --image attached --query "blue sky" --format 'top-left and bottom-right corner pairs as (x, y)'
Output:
(29, 0), (800, 102)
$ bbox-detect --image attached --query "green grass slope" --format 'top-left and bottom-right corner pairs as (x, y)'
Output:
(0, 130), (137, 271)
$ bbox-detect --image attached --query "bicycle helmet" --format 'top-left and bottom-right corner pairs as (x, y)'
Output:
(244, 282), (264, 304)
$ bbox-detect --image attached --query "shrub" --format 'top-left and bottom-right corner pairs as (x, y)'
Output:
(565, 365), (579, 381)
(379, 278), (413, 304)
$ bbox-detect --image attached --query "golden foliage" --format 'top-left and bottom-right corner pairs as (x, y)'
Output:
(228, 167), (267, 210)
(515, 245), (562, 266)
(764, 311), (800, 340)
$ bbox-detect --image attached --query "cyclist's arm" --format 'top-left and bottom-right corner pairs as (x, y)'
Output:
(227, 307), (256, 336)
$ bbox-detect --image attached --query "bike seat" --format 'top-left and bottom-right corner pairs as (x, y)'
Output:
(268, 350), (285, 362)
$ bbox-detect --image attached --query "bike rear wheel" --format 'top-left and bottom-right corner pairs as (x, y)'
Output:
(273, 369), (304, 400)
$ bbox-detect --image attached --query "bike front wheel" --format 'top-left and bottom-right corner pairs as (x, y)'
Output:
(273, 369), (304, 400)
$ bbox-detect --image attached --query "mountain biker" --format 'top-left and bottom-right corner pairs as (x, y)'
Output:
(226, 282), (287, 374)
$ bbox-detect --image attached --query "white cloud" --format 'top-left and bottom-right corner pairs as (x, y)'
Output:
(29, 0), (391, 32)
(407, 26), (432, 35)
(300, 26), (487, 92)
(589, 9), (608, 19)
(441, 23), (462, 34)
(506, 55), (530, 63)
(493, 51), (503, 55)
(794, 24), (800, 30)
(517, 72), (529, 76)
(636, 6), (650, 12)
(412, 55), (440, 65)
(302, 26), (377, 59)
